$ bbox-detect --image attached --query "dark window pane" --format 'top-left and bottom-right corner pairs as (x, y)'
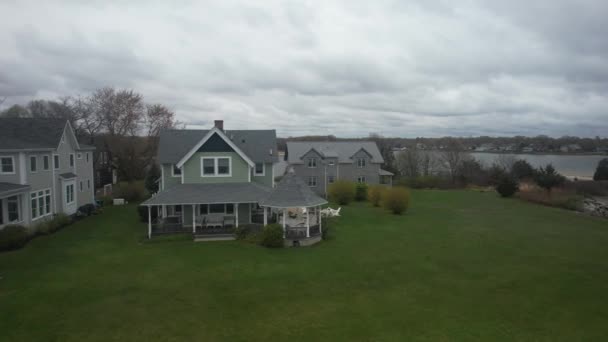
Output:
(226, 204), (234, 214)
(209, 203), (225, 213)
(218, 158), (230, 175)
(203, 159), (215, 175)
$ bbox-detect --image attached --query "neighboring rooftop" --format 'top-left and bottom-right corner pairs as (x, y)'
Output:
(260, 171), (328, 208)
(286, 141), (384, 164)
(0, 118), (67, 150)
(157, 129), (278, 164)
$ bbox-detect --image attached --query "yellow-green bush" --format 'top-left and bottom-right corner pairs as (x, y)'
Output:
(328, 181), (356, 205)
(383, 187), (411, 215)
(367, 185), (385, 207)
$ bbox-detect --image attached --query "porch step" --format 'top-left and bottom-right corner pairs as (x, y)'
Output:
(193, 234), (236, 242)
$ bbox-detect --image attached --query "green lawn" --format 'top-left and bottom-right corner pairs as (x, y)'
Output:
(2, 190), (608, 341)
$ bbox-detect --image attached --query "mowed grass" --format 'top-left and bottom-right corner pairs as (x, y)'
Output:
(1, 190), (608, 341)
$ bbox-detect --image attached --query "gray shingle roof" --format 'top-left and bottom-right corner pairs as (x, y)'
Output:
(141, 182), (272, 206)
(0, 118), (66, 150)
(158, 129), (278, 164)
(0, 182), (30, 196)
(286, 141), (384, 164)
(379, 169), (394, 176)
(259, 172), (327, 208)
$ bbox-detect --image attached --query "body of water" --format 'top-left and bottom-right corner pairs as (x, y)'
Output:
(471, 153), (605, 179)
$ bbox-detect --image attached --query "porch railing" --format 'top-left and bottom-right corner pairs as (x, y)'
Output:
(285, 225), (321, 239)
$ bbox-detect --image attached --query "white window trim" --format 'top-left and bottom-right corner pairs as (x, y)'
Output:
(79, 181), (83, 192)
(42, 155), (50, 171)
(357, 158), (366, 168)
(171, 164), (182, 177)
(254, 162), (265, 176)
(357, 176), (367, 184)
(69, 153), (75, 167)
(86, 152), (90, 163)
(308, 176), (317, 187)
(29, 155), (37, 173)
(200, 156), (232, 177)
(328, 175), (335, 184)
(328, 160), (335, 166)
(53, 154), (60, 170)
(307, 158), (317, 168)
(66, 184), (75, 205)
(5, 195), (23, 224)
(31, 188), (52, 221)
(0, 155), (16, 175)
(77, 153), (82, 159)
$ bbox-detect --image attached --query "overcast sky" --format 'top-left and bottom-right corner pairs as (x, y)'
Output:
(1, 0), (607, 137)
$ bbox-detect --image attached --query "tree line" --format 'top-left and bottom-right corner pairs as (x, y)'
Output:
(0, 87), (180, 182)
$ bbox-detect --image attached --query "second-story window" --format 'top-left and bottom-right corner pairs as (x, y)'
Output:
(201, 157), (231, 177)
(357, 158), (366, 168)
(30, 156), (37, 173)
(254, 162), (264, 176)
(53, 155), (60, 170)
(43, 155), (49, 170)
(172, 164), (182, 177)
(1, 156), (15, 174)
(69, 154), (75, 167)
(308, 176), (317, 187)
(307, 158), (317, 168)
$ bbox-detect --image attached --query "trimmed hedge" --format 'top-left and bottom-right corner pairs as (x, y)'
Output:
(328, 181), (356, 205)
(0, 225), (31, 251)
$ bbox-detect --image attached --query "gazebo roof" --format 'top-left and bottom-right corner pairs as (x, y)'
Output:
(260, 171), (328, 208)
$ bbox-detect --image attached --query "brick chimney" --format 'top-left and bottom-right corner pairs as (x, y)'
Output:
(214, 120), (224, 131)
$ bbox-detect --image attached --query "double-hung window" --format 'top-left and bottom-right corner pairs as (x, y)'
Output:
(357, 158), (366, 168)
(43, 155), (50, 170)
(7, 196), (20, 222)
(254, 162), (264, 176)
(1, 156), (15, 174)
(308, 176), (317, 187)
(69, 154), (75, 167)
(53, 155), (60, 169)
(201, 157), (231, 177)
(307, 158), (317, 168)
(357, 176), (366, 184)
(30, 156), (37, 173)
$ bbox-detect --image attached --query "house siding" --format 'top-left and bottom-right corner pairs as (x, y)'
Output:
(161, 164), (182, 190)
(251, 162), (274, 187)
(0, 152), (21, 184)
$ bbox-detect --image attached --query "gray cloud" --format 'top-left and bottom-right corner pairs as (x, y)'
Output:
(0, 0), (607, 137)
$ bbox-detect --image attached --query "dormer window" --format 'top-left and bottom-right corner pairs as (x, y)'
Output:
(307, 158), (317, 168)
(172, 164), (182, 177)
(357, 158), (366, 168)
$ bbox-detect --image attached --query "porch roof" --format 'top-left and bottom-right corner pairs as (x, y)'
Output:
(141, 182), (272, 206)
(379, 169), (394, 176)
(0, 182), (30, 198)
(259, 171), (327, 208)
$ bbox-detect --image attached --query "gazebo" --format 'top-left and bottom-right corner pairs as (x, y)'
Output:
(259, 170), (328, 247)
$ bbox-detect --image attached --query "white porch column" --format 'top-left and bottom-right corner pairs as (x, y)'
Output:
(263, 207), (268, 225)
(162, 204), (166, 218)
(282, 209), (286, 237)
(192, 204), (196, 234)
(147, 206), (152, 239)
(235, 203), (239, 227)
(306, 207), (310, 238)
(319, 205), (322, 236)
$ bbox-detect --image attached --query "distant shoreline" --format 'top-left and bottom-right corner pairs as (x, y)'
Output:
(467, 151), (607, 156)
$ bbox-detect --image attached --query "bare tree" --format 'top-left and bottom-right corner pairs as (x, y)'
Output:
(397, 149), (421, 178)
(439, 139), (469, 182)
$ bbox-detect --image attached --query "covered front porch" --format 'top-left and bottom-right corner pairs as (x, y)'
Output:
(141, 182), (272, 238)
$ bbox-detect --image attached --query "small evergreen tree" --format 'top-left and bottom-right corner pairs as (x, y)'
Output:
(496, 176), (518, 197)
(511, 159), (536, 180)
(593, 158), (608, 181)
(534, 164), (565, 193)
(144, 164), (161, 194)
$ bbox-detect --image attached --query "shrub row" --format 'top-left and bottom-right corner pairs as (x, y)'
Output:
(1, 213), (76, 252)
(235, 223), (284, 248)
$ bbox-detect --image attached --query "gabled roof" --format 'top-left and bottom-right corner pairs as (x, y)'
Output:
(259, 170), (328, 208)
(158, 128), (278, 165)
(176, 127), (255, 168)
(286, 141), (384, 164)
(0, 118), (68, 150)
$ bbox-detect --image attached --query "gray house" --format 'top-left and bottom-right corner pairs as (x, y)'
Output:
(0, 118), (95, 229)
(286, 141), (393, 196)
